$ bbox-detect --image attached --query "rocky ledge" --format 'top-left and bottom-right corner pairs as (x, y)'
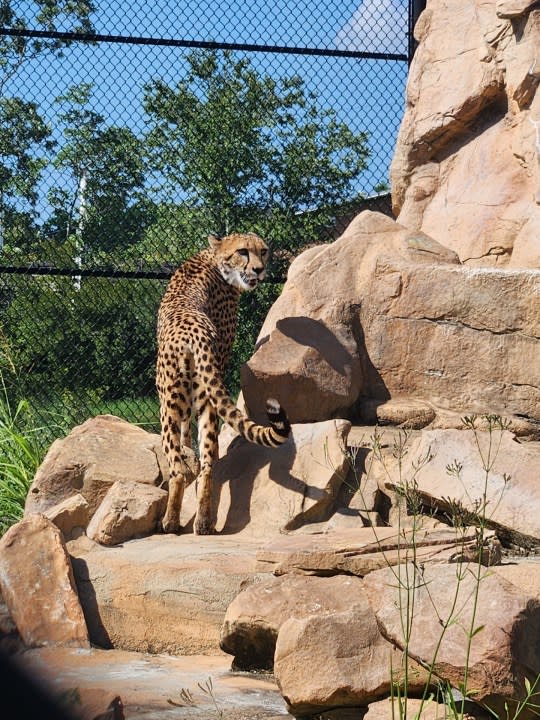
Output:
(1, 414), (540, 719)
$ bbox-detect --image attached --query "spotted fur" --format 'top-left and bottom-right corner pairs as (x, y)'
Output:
(156, 232), (290, 535)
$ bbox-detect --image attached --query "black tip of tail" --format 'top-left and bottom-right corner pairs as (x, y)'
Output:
(265, 397), (291, 438)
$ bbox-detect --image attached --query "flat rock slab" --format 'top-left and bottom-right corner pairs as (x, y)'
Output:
(256, 525), (500, 576)
(377, 429), (540, 550)
(15, 646), (292, 719)
(68, 533), (270, 655)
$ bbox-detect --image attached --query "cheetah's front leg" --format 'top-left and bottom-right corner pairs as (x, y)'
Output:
(194, 401), (219, 535)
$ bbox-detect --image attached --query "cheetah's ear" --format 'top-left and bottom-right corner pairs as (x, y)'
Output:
(208, 233), (222, 249)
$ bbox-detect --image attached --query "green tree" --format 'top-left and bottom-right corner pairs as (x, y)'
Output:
(143, 50), (369, 256)
(0, 1), (94, 91)
(47, 83), (149, 265)
(0, 97), (53, 251)
(0, 0), (95, 255)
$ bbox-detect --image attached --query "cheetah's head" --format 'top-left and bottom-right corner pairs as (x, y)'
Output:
(209, 232), (269, 292)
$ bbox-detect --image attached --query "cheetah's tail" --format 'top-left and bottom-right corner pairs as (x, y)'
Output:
(262, 397), (291, 446)
(208, 383), (290, 447)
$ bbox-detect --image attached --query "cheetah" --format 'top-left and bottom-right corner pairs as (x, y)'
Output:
(156, 232), (290, 535)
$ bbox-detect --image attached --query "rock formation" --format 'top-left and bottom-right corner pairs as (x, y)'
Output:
(364, 563), (540, 718)
(0, 514), (89, 649)
(392, 0), (540, 268)
(241, 211), (539, 434)
(25, 414), (168, 517)
(239, 0), (540, 435)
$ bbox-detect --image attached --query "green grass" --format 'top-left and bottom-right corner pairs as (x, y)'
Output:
(0, 392), (43, 535)
(0, 382), (161, 535)
(87, 396), (160, 433)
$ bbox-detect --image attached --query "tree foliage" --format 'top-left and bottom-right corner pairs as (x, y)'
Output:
(143, 50), (369, 244)
(0, 0), (94, 90)
(0, 97), (53, 246)
(2, 46), (372, 410)
(47, 84), (149, 261)
(0, 0), (95, 252)
(3, 275), (160, 401)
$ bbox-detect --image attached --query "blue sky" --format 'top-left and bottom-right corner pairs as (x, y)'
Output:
(8, 0), (410, 214)
(84, 0), (409, 54)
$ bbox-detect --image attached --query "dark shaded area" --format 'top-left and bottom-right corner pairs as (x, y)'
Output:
(70, 557), (113, 649)
(0, 649), (76, 719)
(220, 623), (278, 671)
(276, 316), (358, 379)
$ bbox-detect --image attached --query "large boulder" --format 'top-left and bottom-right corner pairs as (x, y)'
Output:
(86, 480), (168, 546)
(25, 415), (168, 518)
(241, 211), (458, 425)
(363, 562), (540, 718)
(372, 427), (540, 550)
(274, 601), (427, 716)
(68, 533), (268, 655)
(0, 514), (89, 648)
(220, 574), (365, 670)
(391, 0), (540, 268)
(240, 211), (540, 433)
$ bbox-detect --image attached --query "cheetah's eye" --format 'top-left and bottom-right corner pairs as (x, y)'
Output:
(237, 249), (249, 258)
(261, 248), (268, 257)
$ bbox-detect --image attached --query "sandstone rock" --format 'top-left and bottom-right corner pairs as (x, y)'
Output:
(256, 526), (501, 577)
(493, 559), (540, 599)
(274, 603), (427, 716)
(363, 562), (540, 718)
(0, 514), (89, 648)
(180, 419), (351, 535)
(44, 493), (90, 540)
(373, 428), (540, 550)
(392, 0), (540, 268)
(69, 533), (268, 655)
(240, 211), (459, 425)
(0, 590), (23, 655)
(62, 689), (125, 720)
(364, 264), (539, 427)
(86, 480), (167, 546)
(241, 211), (540, 433)
(220, 574), (365, 670)
(360, 398), (436, 429)
(26, 415), (167, 518)
(497, 0), (539, 18)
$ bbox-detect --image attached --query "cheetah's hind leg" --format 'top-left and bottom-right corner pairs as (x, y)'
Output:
(193, 400), (219, 535)
(161, 447), (200, 534)
(157, 353), (199, 533)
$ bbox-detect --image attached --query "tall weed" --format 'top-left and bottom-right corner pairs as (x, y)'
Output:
(345, 416), (540, 720)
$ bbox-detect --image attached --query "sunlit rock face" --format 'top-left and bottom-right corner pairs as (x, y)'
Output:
(391, 0), (540, 268)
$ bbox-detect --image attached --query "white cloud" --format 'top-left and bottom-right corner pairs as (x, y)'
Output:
(334, 0), (409, 56)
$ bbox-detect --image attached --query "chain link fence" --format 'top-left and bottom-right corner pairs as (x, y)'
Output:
(0, 0), (420, 446)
